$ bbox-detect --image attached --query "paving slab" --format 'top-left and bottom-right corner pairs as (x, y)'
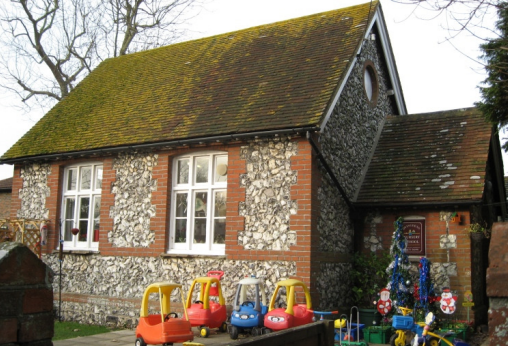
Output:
(53, 328), (243, 346)
(52, 327), (391, 346)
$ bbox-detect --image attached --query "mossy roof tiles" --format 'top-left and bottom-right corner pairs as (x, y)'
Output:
(2, 2), (376, 161)
(356, 108), (493, 205)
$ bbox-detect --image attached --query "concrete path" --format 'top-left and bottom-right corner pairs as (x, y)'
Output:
(52, 328), (250, 346)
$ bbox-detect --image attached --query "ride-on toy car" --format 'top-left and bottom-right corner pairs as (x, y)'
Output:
(419, 312), (469, 346)
(229, 276), (268, 339)
(185, 275), (228, 337)
(264, 279), (313, 332)
(391, 307), (426, 346)
(135, 282), (193, 346)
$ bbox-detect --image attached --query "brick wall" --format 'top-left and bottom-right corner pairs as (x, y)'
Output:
(226, 137), (314, 286)
(360, 209), (473, 321)
(0, 242), (54, 345)
(12, 138), (318, 324)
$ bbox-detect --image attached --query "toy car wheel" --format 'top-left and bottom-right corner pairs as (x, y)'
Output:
(264, 328), (272, 334)
(200, 326), (210, 338)
(135, 337), (147, 346)
(390, 333), (403, 346)
(252, 327), (260, 336)
(427, 337), (439, 346)
(229, 325), (239, 340)
(220, 322), (228, 333)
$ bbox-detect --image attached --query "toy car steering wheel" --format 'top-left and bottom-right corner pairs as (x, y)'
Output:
(194, 300), (204, 304)
(242, 301), (255, 307)
(164, 312), (178, 321)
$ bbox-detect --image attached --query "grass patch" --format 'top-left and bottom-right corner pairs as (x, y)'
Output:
(53, 321), (111, 340)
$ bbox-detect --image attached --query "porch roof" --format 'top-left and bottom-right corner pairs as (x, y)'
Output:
(356, 108), (493, 205)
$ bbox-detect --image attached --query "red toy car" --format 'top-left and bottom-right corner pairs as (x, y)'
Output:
(185, 275), (228, 337)
(264, 279), (313, 332)
(135, 282), (193, 346)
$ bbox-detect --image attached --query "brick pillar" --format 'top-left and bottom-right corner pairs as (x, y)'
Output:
(486, 222), (508, 346)
(0, 242), (54, 346)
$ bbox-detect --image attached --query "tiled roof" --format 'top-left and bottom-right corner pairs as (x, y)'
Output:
(356, 108), (493, 205)
(0, 177), (13, 191)
(1, 1), (377, 161)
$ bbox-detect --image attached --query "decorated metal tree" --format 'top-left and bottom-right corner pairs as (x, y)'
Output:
(387, 217), (415, 311)
(413, 257), (438, 321)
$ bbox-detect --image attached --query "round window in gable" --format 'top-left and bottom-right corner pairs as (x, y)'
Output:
(363, 61), (379, 107)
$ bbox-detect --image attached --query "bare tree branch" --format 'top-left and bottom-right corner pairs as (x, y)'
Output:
(391, 0), (506, 38)
(0, 0), (203, 111)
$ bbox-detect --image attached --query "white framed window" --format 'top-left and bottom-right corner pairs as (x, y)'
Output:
(61, 163), (103, 250)
(169, 152), (227, 255)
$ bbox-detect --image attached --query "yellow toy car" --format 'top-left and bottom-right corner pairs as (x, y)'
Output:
(135, 282), (194, 346)
(264, 279), (313, 332)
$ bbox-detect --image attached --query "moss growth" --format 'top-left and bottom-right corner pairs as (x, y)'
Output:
(2, 2), (377, 160)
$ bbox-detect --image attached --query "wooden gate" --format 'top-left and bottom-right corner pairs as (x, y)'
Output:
(0, 219), (50, 258)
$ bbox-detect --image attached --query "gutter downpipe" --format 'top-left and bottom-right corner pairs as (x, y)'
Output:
(306, 132), (355, 211)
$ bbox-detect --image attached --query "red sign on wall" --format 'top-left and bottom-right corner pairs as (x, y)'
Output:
(402, 219), (426, 255)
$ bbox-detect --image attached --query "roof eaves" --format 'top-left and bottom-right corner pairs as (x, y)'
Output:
(0, 126), (320, 164)
(354, 198), (483, 209)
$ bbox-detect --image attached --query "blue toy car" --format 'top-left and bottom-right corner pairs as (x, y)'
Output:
(229, 276), (268, 339)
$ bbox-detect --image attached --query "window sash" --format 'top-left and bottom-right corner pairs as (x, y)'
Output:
(61, 163), (102, 250)
(170, 153), (227, 254)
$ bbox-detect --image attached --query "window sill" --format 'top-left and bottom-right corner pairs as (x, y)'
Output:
(52, 249), (100, 255)
(161, 253), (226, 259)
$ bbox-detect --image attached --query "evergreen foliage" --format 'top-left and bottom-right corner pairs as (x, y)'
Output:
(477, 2), (508, 150)
(351, 250), (392, 307)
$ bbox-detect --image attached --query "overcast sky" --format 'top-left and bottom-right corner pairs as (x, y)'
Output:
(0, 0), (502, 180)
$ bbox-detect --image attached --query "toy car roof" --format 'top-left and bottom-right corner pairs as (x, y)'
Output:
(192, 276), (221, 284)
(145, 282), (182, 290)
(238, 277), (265, 286)
(275, 279), (306, 287)
(140, 282), (186, 318)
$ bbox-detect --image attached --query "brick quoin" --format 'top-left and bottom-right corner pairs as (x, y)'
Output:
(10, 165), (22, 219)
(289, 138), (314, 298)
(223, 138), (317, 296)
